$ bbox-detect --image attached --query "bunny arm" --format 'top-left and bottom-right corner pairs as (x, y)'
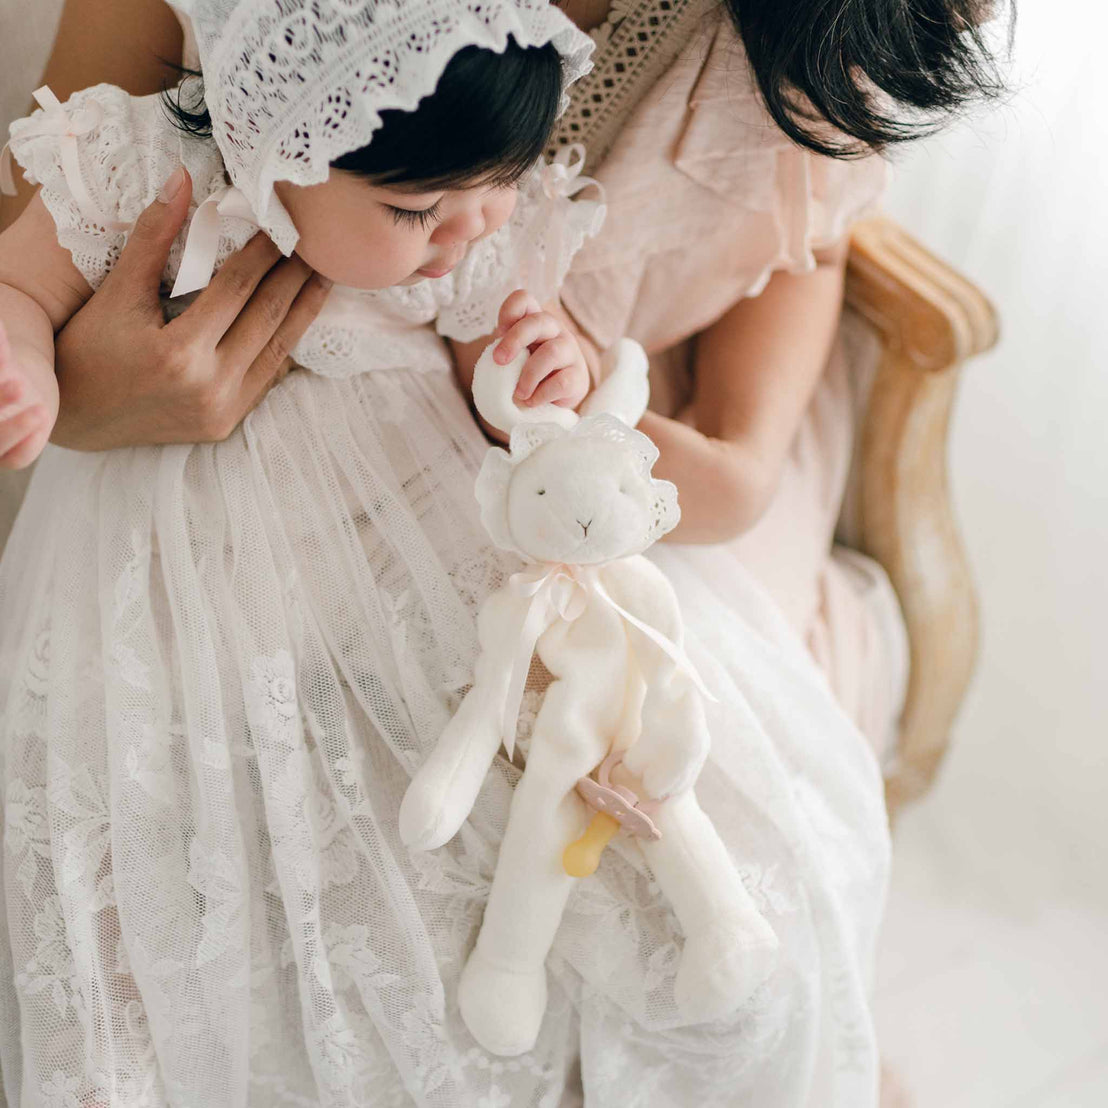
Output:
(399, 587), (540, 851)
(597, 556), (712, 799)
(577, 338), (650, 427)
(471, 337), (650, 436)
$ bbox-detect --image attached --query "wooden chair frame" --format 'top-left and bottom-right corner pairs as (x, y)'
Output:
(844, 215), (998, 819)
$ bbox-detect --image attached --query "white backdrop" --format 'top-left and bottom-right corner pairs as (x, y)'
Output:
(0, 0), (1103, 909)
(882, 0), (1108, 906)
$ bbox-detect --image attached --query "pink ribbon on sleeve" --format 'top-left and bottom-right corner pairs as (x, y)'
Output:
(528, 144), (606, 301)
(0, 85), (263, 300)
(1, 86), (130, 233)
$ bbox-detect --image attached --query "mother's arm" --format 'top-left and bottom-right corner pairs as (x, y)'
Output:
(0, 0), (329, 450)
(645, 238), (848, 543)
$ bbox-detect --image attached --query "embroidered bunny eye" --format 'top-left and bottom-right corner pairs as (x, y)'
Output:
(537, 489), (546, 496)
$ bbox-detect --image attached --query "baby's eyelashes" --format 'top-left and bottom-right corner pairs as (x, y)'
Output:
(386, 201), (443, 229)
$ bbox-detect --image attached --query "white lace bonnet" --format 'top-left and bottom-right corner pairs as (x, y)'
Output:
(168, 0), (595, 254)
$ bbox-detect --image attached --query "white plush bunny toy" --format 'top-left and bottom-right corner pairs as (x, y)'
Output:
(399, 340), (778, 1057)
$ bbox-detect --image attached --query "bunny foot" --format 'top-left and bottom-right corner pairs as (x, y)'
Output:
(458, 946), (548, 1057)
(674, 916), (779, 1024)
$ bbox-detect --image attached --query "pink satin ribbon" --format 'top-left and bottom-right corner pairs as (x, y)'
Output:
(1, 86), (130, 233)
(529, 144), (606, 301)
(0, 84), (262, 300)
(169, 185), (260, 297)
(498, 561), (716, 759)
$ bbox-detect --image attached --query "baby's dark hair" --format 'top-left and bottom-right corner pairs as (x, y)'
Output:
(163, 39), (564, 189)
(722, 0), (1012, 158)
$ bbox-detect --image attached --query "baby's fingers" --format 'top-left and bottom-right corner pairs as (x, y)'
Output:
(514, 336), (574, 401)
(0, 404), (50, 469)
(528, 363), (590, 409)
(496, 289), (541, 338)
(0, 371), (33, 421)
(0, 350), (36, 423)
(495, 311), (560, 366)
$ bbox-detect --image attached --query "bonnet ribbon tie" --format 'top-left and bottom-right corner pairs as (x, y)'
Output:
(497, 561), (716, 760)
(534, 144), (606, 300)
(170, 185), (259, 297)
(1, 86), (130, 233)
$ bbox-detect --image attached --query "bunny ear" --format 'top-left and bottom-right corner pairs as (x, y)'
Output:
(508, 421), (566, 461)
(647, 478), (681, 544)
(474, 447), (520, 554)
(572, 413), (659, 474)
(472, 342), (578, 437)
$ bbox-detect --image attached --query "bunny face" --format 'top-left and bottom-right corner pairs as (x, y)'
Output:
(507, 437), (658, 564)
(475, 414), (680, 564)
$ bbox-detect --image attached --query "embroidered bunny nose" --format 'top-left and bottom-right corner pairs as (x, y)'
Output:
(577, 519), (592, 537)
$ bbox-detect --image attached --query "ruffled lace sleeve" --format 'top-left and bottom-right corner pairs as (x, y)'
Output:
(433, 153), (606, 342)
(6, 84), (254, 292)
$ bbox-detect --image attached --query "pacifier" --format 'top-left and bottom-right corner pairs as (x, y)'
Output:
(563, 752), (663, 878)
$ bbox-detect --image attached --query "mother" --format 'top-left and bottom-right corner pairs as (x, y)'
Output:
(0, 0), (1003, 755)
(0, 1), (1003, 1105)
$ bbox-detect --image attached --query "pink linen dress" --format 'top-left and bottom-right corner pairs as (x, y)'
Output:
(557, 6), (908, 756)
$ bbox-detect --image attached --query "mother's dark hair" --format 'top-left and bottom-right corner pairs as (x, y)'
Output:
(724, 0), (1010, 157)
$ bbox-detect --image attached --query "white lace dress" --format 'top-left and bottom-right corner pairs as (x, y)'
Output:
(0, 85), (889, 1108)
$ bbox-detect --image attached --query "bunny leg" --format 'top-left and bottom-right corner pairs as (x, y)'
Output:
(399, 686), (506, 850)
(639, 789), (779, 1024)
(621, 673), (711, 801)
(400, 591), (524, 850)
(459, 691), (610, 1056)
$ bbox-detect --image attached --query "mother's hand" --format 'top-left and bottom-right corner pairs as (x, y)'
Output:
(51, 168), (332, 450)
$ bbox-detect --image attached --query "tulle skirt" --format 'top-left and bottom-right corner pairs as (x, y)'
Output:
(0, 366), (889, 1108)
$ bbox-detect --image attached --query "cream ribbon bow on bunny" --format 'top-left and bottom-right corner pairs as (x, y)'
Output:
(500, 560), (716, 759)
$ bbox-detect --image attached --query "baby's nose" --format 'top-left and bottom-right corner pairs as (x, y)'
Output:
(436, 205), (485, 246)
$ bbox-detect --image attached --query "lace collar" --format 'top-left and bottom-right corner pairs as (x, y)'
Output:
(549, 0), (714, 171)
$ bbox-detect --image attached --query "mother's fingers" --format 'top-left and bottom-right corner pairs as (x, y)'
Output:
(216, 250), (320, 368)
(102, 166), (194, 316)
(181, 232), (286, 342)
(237, 271), (333, 405)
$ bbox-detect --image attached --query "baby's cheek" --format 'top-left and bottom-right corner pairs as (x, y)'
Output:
(296, 226), (421, 289)
(483, 188), (518, 238)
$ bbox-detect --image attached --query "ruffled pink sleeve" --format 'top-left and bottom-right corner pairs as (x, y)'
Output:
(560, 11), (887, 354)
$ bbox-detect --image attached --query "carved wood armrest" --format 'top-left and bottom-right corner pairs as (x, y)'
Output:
(844, 215), (998, 819)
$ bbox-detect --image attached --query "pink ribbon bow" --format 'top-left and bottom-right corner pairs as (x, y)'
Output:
(527, 144), (606, 301)
(1, 86), (130, 234)
(170, 185), (260, 297)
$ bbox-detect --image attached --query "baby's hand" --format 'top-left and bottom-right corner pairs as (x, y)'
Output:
(0, 320), (55, 469)
(493, 290), (590, 410)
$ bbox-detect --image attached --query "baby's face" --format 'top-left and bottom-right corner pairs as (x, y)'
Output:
(274, 171), (518, 289)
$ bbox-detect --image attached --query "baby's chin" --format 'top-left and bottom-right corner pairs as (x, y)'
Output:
(311, 266), (445, 291)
